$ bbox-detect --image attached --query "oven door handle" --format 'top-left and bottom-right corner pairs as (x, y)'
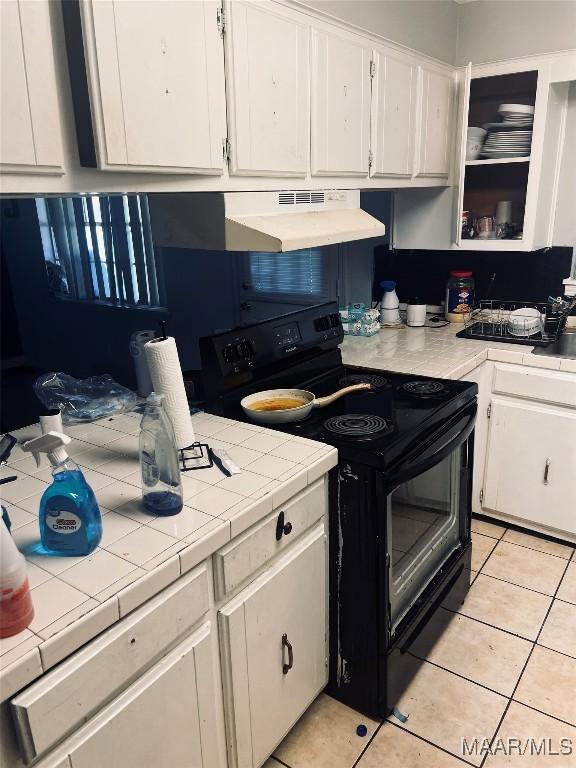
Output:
(389, 403), (476, 488)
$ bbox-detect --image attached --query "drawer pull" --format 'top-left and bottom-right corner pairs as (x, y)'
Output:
(275, 511), (293, 541)
(544, 458), (551, 485)
(282, 633), (294, 674)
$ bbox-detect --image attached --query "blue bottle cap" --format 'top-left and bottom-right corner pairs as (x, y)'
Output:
(380, 280), (397, 292)
(356, 724), (368, 737)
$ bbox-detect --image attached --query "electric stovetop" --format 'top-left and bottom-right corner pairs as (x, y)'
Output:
(219, 364), (477, 471)
(198, 302), (477, 470)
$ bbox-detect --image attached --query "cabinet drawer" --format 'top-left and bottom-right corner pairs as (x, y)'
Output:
(11, 566), (209, 764)
(214, 478), (326, 599)
(493, 364), (576, 408)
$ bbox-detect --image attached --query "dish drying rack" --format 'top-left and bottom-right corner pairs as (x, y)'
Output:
(456, 298), (576, 346)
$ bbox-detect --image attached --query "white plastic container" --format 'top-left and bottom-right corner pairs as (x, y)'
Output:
(380, 281), (400, 325)
(406, 299), (427, 327)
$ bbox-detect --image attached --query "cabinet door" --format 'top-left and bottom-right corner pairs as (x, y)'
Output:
(483, 400), (576, 533)
(418, 67), (453, 177)
(454, 63), (472, 245)
(370, 51), (417, 178)
(225, 0), (309, 177)
(311, 29), (371, 177)
(83, 0), (225, 173)
(219, 524), (327, 768)
(67, 623), (224, 768)
(0, 0), (63, 174)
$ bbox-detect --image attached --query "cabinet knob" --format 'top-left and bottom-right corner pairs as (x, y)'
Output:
(282, 633), (294, 674)
(275, 511), (293, 540)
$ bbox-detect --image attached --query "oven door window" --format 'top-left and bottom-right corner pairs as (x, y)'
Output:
(388, 449), (461, 632)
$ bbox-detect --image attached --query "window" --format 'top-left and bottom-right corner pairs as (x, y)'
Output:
(36, 195), (164, 308)
(245, 248), (334, 302)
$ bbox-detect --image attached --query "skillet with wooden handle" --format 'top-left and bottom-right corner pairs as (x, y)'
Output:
(240, 383), (371, 424)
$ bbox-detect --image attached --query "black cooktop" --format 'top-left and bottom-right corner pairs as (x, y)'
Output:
(217, 363), (477, 470)
(199, 302), (477, 470)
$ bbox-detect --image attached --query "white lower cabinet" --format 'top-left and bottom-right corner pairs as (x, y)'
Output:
(219, 523), (327, 768)
(66, 623), (222, 768)
(483, 399), (576, 534)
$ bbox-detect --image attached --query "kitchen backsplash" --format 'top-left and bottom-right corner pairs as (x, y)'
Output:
(373, 246), (573, 307)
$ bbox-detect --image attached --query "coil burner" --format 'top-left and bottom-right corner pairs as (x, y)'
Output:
(401, 380), (451, 400)
(323, 413), (393, 440)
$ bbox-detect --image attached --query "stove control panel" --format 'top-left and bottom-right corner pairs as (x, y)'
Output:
(199, 302), (343, 384)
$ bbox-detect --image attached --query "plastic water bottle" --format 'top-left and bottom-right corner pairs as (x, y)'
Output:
(139, 393), (183, 516)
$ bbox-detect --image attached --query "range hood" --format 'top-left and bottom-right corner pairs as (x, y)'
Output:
(148, 190), (385, 252)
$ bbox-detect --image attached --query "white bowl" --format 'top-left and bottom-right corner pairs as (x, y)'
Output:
(465, 142), (482, 160)
(467, 127), (487, 139)
(498, 103), (535, 115)
(507, 307), (544, 337)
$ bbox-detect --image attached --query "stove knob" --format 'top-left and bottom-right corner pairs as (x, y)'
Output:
(240, 340), (254, 359)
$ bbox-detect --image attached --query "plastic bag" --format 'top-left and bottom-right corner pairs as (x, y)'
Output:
(34, 373), (139, 423)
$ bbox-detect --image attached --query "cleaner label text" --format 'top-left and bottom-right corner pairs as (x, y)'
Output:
(46, 511), (82, 534)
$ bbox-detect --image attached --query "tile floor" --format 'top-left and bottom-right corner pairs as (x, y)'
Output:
(266, 520), (576, 767)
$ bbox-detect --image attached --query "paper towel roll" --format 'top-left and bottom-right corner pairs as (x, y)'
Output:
(144, 336), (195, 450)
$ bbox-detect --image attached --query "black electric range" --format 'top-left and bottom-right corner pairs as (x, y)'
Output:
(199, 302), (477, 719)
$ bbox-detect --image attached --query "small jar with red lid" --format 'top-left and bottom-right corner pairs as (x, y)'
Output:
(445, 270), (475, 323)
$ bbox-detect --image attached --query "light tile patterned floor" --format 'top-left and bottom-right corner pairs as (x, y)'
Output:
(266, 520), (576, 767)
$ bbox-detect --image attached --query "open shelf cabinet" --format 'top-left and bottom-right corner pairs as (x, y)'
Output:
(459, 70), (537, 247)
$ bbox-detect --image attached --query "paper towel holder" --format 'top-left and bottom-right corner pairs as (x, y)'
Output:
(178, 442), (213, 472)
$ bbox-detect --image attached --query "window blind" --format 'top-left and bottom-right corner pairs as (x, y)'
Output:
(248, 249), (326, 297)
(35, 194), (164, 308)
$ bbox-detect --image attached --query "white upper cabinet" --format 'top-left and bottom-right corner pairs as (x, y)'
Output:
(417, 66), (454, 177)
(370, 50), (418, 178)
(225, 0), (309, 177)
(311, 28), (371, 177)
(78, 0), (225, 173)
(0, 0), (63, 175)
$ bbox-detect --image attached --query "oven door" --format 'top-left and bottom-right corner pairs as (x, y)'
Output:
(385, 403), (475, 634)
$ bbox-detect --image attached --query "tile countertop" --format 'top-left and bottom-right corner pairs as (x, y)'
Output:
(0, 411), (337, 701)
(340, 322), (576, 378)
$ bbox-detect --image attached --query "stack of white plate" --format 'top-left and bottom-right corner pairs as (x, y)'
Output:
(498, 103), (534, 126)
(480, 127), (532, 158)
(479, 104), (534, 159)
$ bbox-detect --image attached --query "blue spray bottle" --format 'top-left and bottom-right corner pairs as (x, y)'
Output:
(22, 432), (102, 556)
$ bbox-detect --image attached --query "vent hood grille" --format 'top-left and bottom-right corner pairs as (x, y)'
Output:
(278, 191), (326, 206)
